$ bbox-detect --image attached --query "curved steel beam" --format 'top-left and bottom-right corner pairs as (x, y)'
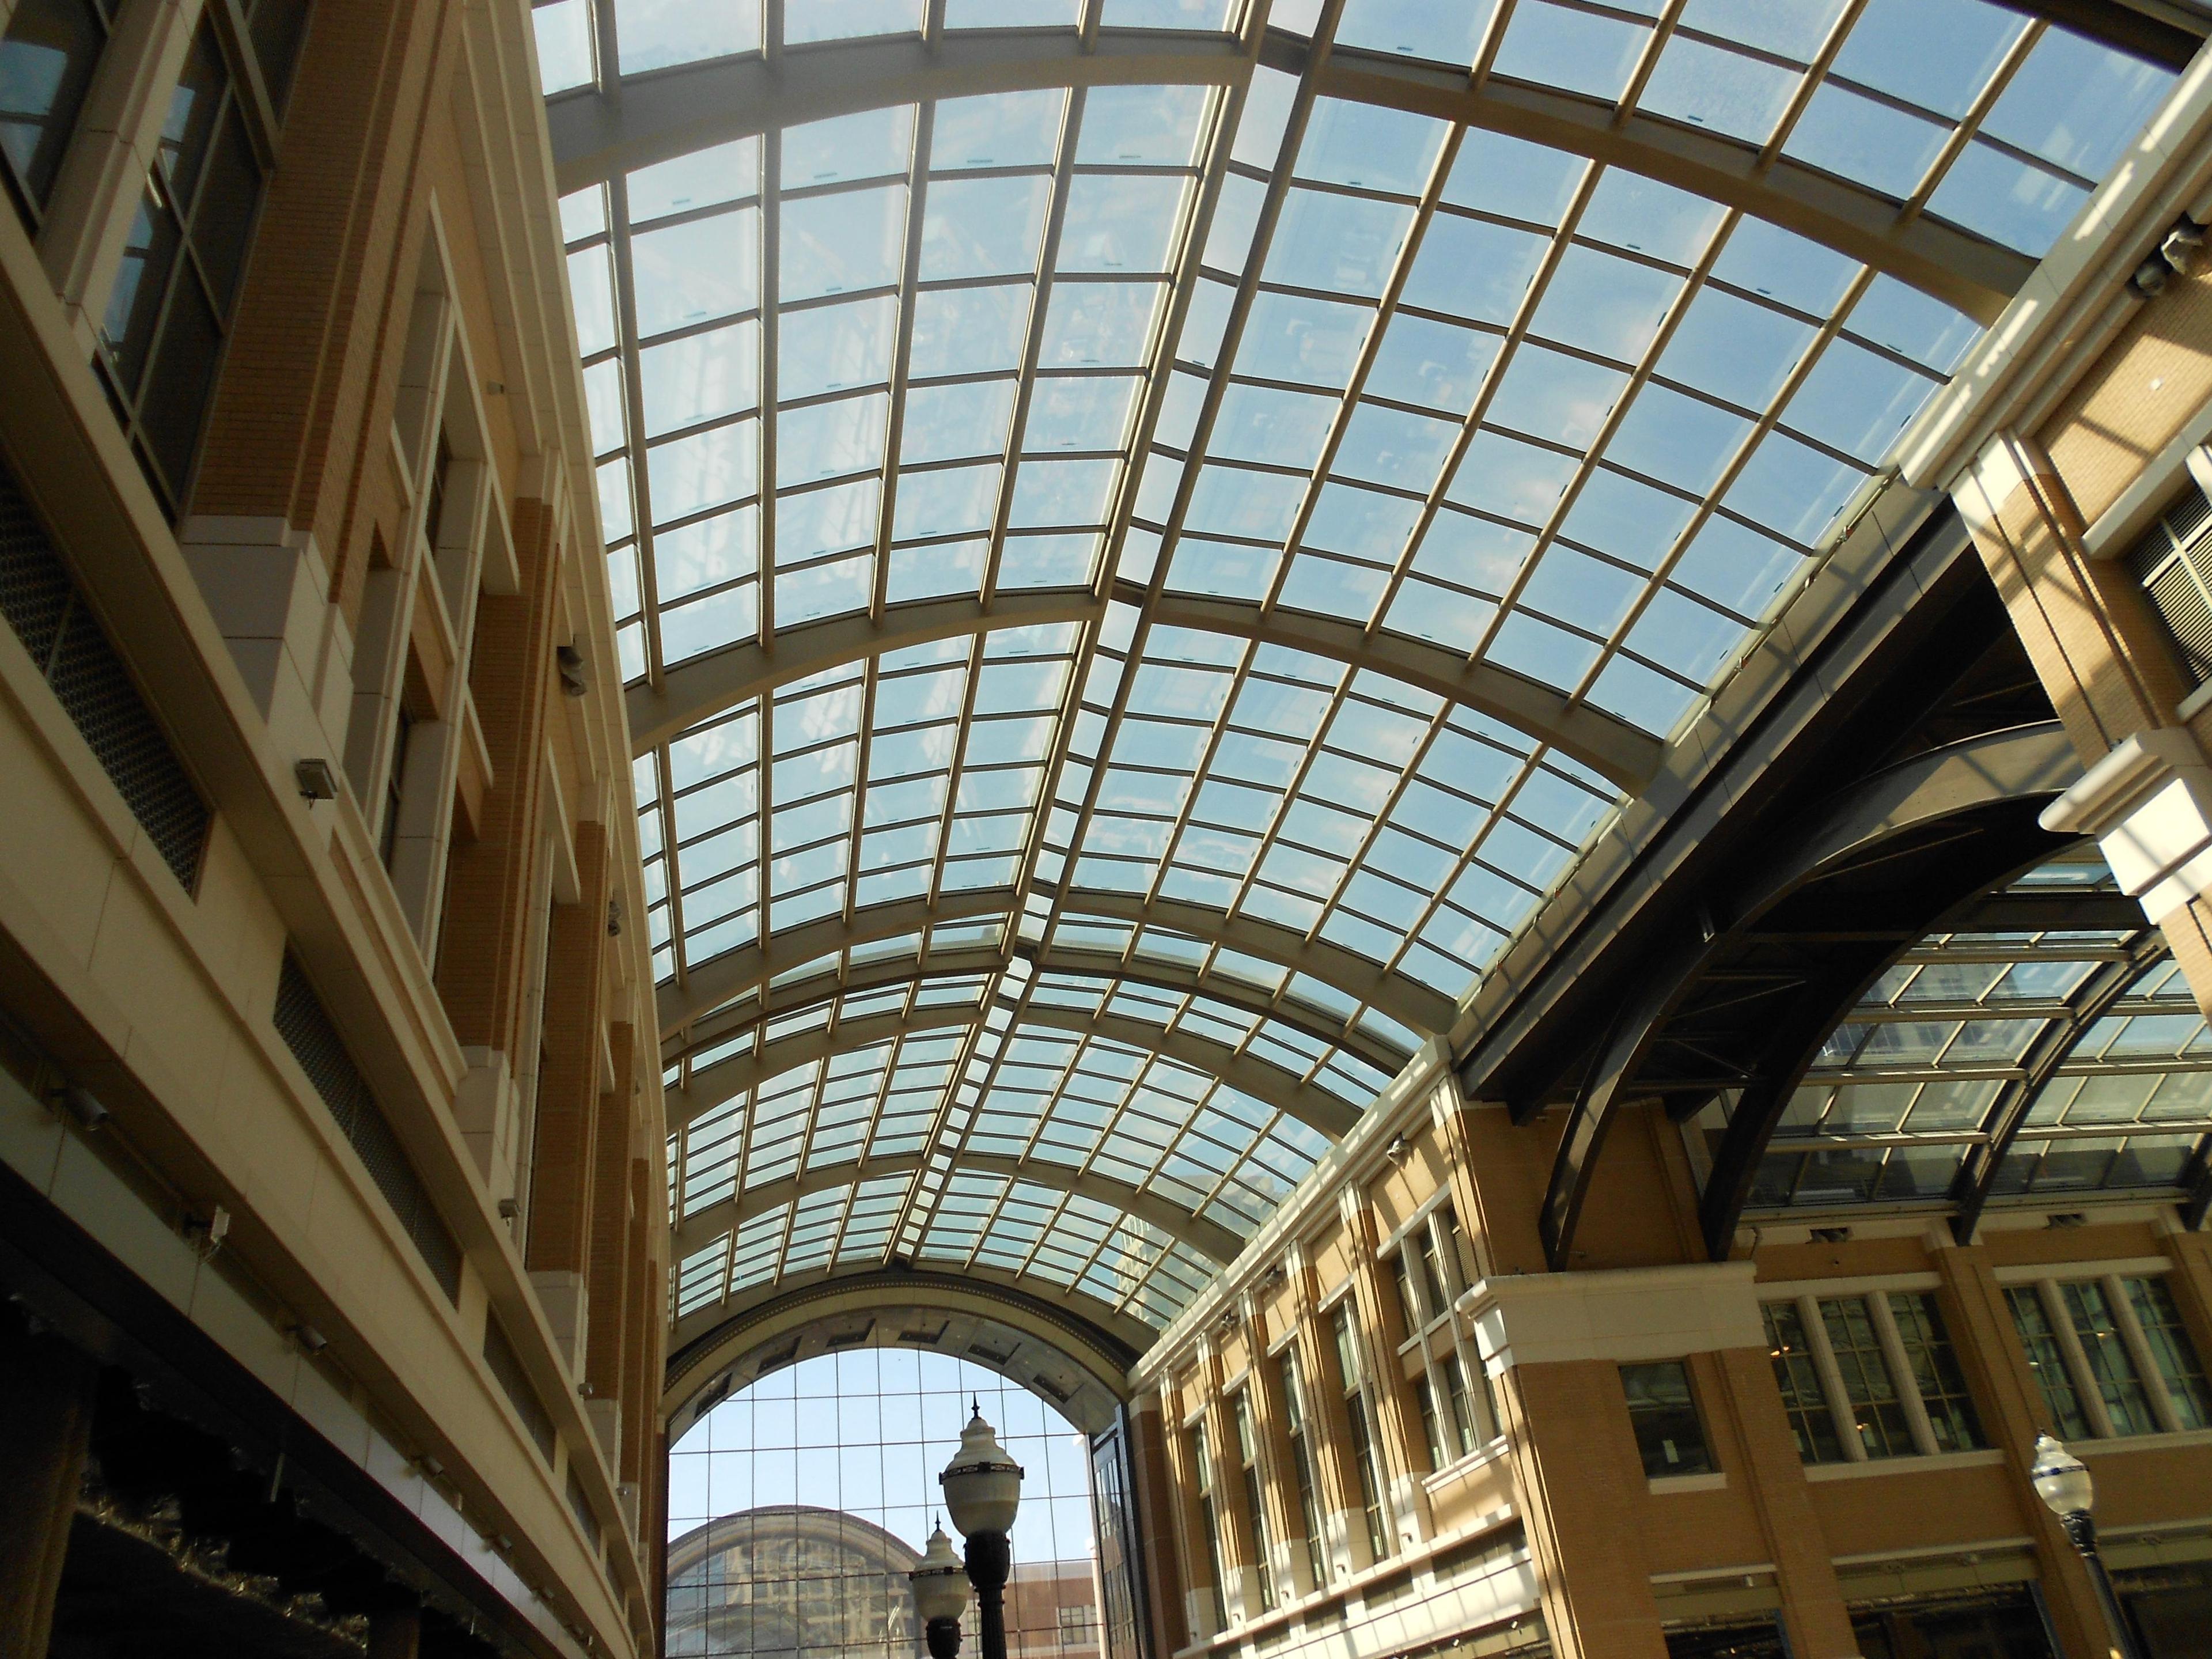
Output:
(1068, 890), (1458, 1033)
(627, 589), (1097, 752)
(670, 1001), (1362, 1137)
(1144, 590), (1664, 789)
(550, 29), (1251, 194)
(658, 888), (1015, 1036)
(1949, 927), (2168, 1243)
(669, 946), (1412, 1075)
(628, 588), (1665, 789)
(659, 887), (1452, 1041)
(1300, 46), (2033, 325)
(1537, 723), (2082, 1267)
(664, 1266), (1151, 1417)
(672, 1151), (1243, 1261)
(551, 33), (2036, 324)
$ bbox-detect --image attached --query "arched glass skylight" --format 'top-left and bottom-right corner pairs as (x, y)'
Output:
(542, 0), (2180, 1335)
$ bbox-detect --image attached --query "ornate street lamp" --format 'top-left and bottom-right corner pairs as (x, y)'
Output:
(2029, 1433), (2145, 1659)
(940, 1402), (1024, 1659)
(910, 1522), (971, 1659)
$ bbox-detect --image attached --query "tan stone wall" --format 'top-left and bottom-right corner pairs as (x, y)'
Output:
(0, 0), (666, 1648)
(1133, 1083), (2212, 1659)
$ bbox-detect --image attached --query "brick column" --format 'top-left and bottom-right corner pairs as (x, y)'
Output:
(1492, 1357), (1668, 1659)
(620, 1155), (656, 1497)
(0, 1317), (94, 1659)
(1706, 1346), (1857, 1658)
(1929, 1242), (2110, 1659)
(1237, 1296), (1307, 1601)
(1956, 431), (2212, 1014)
(585, 1023), (635, 1399)
(1159, 1368), (1219, 1642)
(1127, 1390), (1190, 1659)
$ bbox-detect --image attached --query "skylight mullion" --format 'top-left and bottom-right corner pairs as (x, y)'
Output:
(1134, 644), (1256, 908)
(590, 0), (618, 99)
(1468, 0), (1519, 91)
(1455, 204), (1733, 672)
(874, 103), (933, 623)
(1755, 0), (1867, 169)
(845, 658), (880, 928)
(1898, 22), (2042, 216)
(923, 635), (990, 911)
(889, 965), (1021, 1254)
(981, 87), (1087, 608)
(1011, 1023), (1107, 1168)
(1562, 263), (1877, 714)
(1293, 699), (1455, 946)
(1036, 0), (1346, 957)
(608, 177), (668, 686)
(1610, 0), (1687, 120)
(1362, 749), (1543, 987)
(760, 127), (782, 645)
(1252, 124), (1465, 618)
(653, 746), (694, 991)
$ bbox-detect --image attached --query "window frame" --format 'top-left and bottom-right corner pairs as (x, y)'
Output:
(2005, 1267), (2210, 1441)
(1619, 1358), (1716, 1480)
(1381, 1194), (1499, 1475)
(1759, 1287), (1989, 1465)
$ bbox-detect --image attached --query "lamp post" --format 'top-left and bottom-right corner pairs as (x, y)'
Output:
(2030, 1432), (2145, 1659)
(911, 1522), (971, 1659)
(940, 1402), (1024, 1659)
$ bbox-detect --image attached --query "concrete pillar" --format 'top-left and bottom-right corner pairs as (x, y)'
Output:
(0, 1319), (94, 1659)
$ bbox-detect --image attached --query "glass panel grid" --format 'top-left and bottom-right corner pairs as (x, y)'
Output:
(552, 7), (2181, 1316)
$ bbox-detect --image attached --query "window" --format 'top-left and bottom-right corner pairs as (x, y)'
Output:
(1415, 1376), (1446, 1468)
(1191, 1419), (1228, 1630)
(1232, 1391), (1273, 1614)
(1332, 1304), (1389, 1561)
(1764, 1302), (1844, 1464)
(95, 18), (273, 511)
(1277, 1351), (1325, 1588)
(0, 0), (118, 219)
(2128, 483), (2212, 688)
(1760, 1292), (1984, 1463)
(2007, 1272), (2211, 1439)
(1443, 1354), (1487, 1457)
(1620, 1361), (1713, 1479)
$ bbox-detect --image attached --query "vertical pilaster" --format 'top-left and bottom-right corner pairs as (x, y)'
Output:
(1238, 1294), (1305, 1601)
(437, 495), (558, 1192)
(1128, 1391), (1190, 1659)
(1286, 1241), (1363, 1582)
(0, 1318), (94, 1659)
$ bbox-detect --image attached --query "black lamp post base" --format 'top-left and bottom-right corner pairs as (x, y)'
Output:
(964, 1530), (1012, 1659)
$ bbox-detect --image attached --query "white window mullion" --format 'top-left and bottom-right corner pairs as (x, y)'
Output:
(1867, 1291), (1940, 1456)
(2042, 1278), (2118, 1440)
(1801, 1294), (1868, 1462)
(2106, 1272), (2185, 1434)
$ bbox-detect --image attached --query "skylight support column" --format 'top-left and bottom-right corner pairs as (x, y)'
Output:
(608, 181), (668, 688)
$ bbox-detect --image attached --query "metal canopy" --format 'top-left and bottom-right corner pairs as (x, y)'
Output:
(536, 0), (2182, 1341)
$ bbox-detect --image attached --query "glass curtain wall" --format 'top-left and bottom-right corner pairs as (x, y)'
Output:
(668, 1351), (1103, 1659)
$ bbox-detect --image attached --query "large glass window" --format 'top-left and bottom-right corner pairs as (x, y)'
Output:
(1191, 1418), (1229, 1630)
(1331, 1303), (1388, 1561)
(2007, 1272), (2210, 1440)
(1277, 1350), (1325, 1589)
(1762, 1291), (1987, 1463)
(0, 0), (116, 217)
(1231, 1390), (1273, 1613)
(665, 1350), (1103, 1659)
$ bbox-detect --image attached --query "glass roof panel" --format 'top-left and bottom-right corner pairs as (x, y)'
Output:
(552, 3), (2182, 1323)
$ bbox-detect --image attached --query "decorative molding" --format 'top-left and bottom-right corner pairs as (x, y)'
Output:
(2040, 726), (2212, 921)
(1457, 1261), (1764, 1370)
